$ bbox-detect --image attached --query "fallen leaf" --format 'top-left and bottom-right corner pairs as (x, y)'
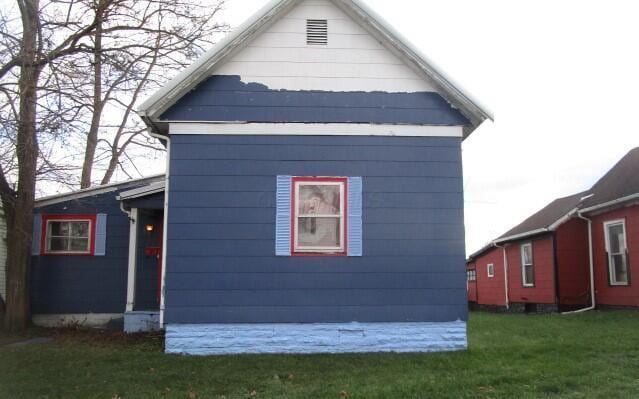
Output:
(288, 374), (294, 380)
(248, 390), (257, 397)
(188, 391), (197, 399)
(339, 391), (349, 398)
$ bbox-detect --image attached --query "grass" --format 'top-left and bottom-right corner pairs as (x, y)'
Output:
(1, 311), (639, 399)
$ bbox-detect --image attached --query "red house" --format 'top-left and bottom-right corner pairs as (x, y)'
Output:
(468, 147), (639, 312)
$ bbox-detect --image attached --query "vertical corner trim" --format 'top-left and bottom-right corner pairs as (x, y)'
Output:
(348, 177), (363, 257)
(275, 175), (292, 256)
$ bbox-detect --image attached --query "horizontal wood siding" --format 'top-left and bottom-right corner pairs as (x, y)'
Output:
(472, 248), (506, 306)
(161, 76), (468, 126)
(32, 193), (128, 313)
(0, 206), (6, 300)
(590, 204), (639, 307)
(214, 0), (435, 92)
(555, 218), (590, 306)
(165, 135), (467, 324)
(134, 210), (163, 311)
(506, 236), (556, 304)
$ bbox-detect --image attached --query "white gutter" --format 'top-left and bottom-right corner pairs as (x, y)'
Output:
(580, 193), (639, 214)
(149, 131), (171, 329)
(562, 212), (596, 315)
(493, 242), (510, 310)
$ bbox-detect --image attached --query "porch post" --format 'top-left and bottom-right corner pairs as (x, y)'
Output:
(126, 208), (138, 312)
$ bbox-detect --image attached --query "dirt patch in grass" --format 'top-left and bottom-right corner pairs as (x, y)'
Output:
(0, 326), (164, 350)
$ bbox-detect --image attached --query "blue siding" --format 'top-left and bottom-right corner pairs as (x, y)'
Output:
(134, 210), (162, 311)
(160, 75), (469, 126)
(31, 180), (162, 314)
(32, 193), (130, 314)
(165, 135), (468, 324)
(123, 192), (164, 210)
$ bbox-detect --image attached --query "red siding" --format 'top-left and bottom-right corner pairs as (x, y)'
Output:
(506, 236), (556, 304)
(555, 218), (590, 305)
(590, 204), (639, 307)
(470, 248), (506, 306)
(466, 262), (478, 303)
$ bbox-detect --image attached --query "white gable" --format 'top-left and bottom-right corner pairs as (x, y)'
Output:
(214, 0), (436, 92)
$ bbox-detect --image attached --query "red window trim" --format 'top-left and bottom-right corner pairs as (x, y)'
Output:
(41, 214), (97, 256)
(291, 177), (348, 257)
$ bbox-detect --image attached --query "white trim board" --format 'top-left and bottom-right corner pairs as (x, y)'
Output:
(169, 123), (463, 137)
(35, 174), (165, 208)
(118, 181), (166, 201)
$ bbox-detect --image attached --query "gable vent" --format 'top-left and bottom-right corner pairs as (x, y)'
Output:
(307, 19), (328, 45)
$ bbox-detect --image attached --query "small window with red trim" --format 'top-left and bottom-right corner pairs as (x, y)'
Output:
(42, 215), (96, 255)
(292, 177), (347, 255)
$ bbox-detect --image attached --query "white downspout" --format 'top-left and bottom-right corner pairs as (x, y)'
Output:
(150, 131), (171, 328)
(562, 212), (596, 315)
(493, 242), (509, 310)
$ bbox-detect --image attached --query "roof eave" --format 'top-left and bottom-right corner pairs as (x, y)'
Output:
(339, 0), (494, 136)
(137, 0), (493, 137)
(137, 0), (297, 123)
(580, 193), (639, 215)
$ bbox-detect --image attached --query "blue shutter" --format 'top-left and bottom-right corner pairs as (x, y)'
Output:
(32, 214), (42, 256)
(348, 177), (363, 257)
(275, 176), (292, 256)
(94, 214), (107, 256)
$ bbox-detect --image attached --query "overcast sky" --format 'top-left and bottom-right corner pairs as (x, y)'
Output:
(214, 0), (639, 254)
(17, 0), (636, 255)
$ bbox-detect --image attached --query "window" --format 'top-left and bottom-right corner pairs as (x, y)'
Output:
(467, 270), (476, 282)
(521, 243), (534, 287)
(292, 177), (346, 255)
(42, 215), (96, 255)
(604, 220), (629, 286)
(307, 19), (328, 45)
(487, 263), (495, 278)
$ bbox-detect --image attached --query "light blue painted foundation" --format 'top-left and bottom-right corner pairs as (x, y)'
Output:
(165, 321), (467, 355)
(124, 311), (160, 333)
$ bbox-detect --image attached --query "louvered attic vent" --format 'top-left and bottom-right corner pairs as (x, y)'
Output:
(307, 19), (328, 45)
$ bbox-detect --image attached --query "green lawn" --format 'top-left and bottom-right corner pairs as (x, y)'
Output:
(1, 311), (639, 399)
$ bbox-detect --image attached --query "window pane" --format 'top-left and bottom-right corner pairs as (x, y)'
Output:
(608, 224), (625, 253)
(525, 265), (534, 285)
(71, 222), (90, 238)
(298, 217), (340, 248)
(49, 221), (69, 237)
(299, 185), (340, 215)
(613, 254), (628, 283)
(49, 237), (69, 251)
(523, 245), (532, 265)
(69, 238), (89, 252)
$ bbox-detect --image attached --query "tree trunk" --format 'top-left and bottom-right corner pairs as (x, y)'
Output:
(4, 0), (41, 332)
(80, 8), (103, 189)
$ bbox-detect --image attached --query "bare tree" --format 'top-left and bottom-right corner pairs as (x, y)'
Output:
(73, 0), (227, 188)
(0, 0), (227, 331)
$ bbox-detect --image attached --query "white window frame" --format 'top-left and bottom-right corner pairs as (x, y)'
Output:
(521, 243), (534, 287)
(467, 269), (476, 282)
(44, 218), (93, 255)
(487, 263), (495, 278)
(604, 219), (629, 286)
(293, 179), (346, 254)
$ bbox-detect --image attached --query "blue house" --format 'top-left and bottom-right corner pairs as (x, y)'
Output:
(29, 0), (492, 354)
